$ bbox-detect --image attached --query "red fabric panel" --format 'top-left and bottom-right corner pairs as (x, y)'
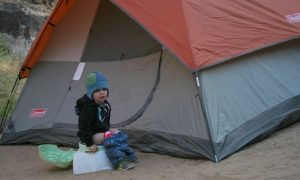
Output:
(183, 0), (300, 69)
(114, 0), (300, 70)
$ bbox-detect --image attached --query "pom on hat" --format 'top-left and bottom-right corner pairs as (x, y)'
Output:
(85, 72), (109, 99)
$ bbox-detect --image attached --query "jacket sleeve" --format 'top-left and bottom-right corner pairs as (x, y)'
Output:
(78, 107), (94, 147)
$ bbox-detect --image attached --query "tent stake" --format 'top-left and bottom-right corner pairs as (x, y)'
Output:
(214, 155), (219, 164)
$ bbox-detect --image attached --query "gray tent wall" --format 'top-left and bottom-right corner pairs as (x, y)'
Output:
(198, 39), (300, 160)
(1, 0), (300, 162)
(80, 0), (161, 61)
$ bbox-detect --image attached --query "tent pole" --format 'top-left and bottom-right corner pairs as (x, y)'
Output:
(112, 49), (163, 128)
(193, 71), (218, 163)
(0, 75), (21, 133)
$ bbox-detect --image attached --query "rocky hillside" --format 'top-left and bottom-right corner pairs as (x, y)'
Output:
(0, 0), (57, 57)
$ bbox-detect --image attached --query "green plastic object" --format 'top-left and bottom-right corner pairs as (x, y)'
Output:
(39, 144), (75, 168)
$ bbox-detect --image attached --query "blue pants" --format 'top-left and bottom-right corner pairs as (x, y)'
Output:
(105, 145), (137, 167)
(103, 132), (137, 167)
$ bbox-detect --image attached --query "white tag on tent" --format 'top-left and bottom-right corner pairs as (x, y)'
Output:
(73, 62), (86, 80)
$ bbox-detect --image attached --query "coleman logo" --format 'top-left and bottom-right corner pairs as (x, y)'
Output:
(29, 108), (48, 118)
(286, 13), (300, 23)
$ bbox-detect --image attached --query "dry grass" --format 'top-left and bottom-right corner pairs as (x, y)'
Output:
(0, 34), (24, 121)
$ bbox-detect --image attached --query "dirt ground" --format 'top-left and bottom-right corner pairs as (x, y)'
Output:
(0, 122), (299, 180)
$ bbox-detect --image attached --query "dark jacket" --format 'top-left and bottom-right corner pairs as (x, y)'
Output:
(76, 94), (111, 147)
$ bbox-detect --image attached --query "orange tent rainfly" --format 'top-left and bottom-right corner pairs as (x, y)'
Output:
(21, 0), (300, 78)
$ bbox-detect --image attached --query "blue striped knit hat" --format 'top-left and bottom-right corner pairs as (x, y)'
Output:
(85, 72), (109, 99)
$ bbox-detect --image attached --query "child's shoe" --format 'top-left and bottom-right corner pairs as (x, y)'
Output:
(126, 161), (136, 169)
(117, 160), (135, 170)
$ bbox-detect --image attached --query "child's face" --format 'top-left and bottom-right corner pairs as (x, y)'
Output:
(93, 88), (108, 104)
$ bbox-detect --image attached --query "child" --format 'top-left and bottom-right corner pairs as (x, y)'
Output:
(75, 72), (111, 153)
(75, 71), (137, 170)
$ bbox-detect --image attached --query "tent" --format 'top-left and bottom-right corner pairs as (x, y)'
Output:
(1, 0), (300, 162)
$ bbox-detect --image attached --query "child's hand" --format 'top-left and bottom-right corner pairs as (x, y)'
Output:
(87, 144), (98, 153)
